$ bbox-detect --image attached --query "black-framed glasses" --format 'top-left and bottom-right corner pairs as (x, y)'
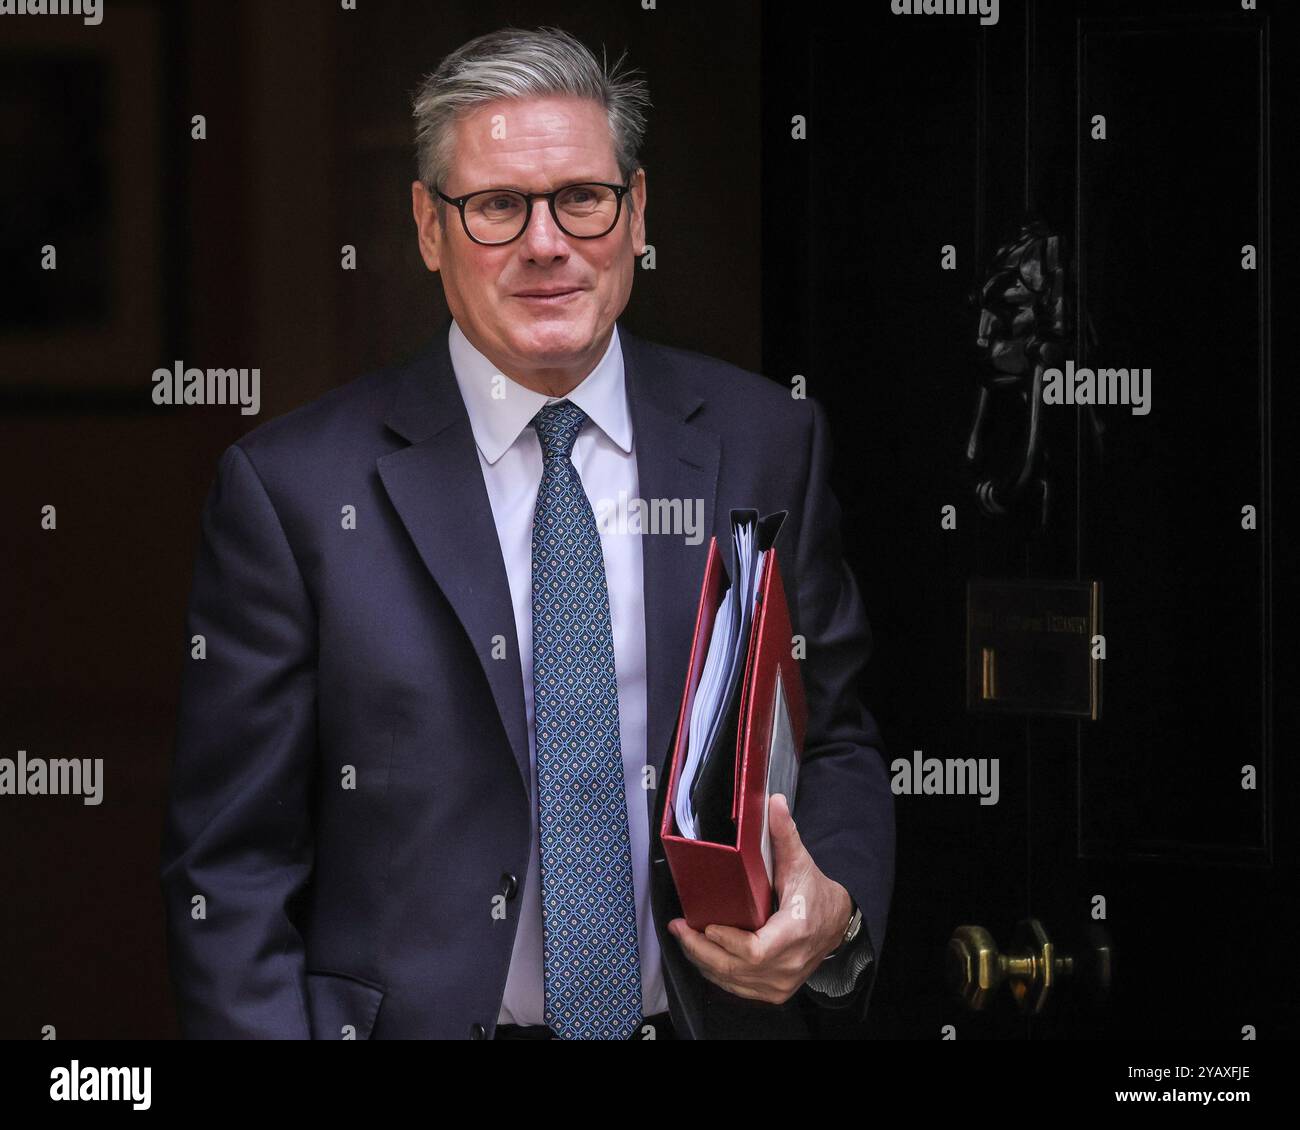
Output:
(434, 179), (632, 245)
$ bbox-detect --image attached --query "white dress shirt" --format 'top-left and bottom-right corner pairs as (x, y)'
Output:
(447, 318), (669, 1026)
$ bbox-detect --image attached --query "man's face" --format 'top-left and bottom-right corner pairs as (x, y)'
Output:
(412, 95), (647, 386)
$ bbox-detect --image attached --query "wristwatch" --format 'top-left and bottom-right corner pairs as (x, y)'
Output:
(823, 898), (863, 961)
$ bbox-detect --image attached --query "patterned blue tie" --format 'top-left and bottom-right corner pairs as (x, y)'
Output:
(531, 398), (642, 1041)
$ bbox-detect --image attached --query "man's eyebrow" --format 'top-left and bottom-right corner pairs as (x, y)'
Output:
(475, 175), (618, 191)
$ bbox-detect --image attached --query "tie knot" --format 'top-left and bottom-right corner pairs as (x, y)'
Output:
(532, 399), (587, 460)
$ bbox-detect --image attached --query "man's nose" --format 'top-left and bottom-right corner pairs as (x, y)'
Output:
(520, 199), (569, 259)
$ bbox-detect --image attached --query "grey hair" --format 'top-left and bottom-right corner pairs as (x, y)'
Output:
(411, 26), (651, 220)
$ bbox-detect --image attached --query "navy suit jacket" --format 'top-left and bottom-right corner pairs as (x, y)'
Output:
(160, 318), (895, 1039)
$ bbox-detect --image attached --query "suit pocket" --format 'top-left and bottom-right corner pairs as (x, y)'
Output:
(305, 970), (386, 1039)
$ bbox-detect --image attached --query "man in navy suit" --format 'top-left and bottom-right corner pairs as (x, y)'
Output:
(160, 26), (894, 1040)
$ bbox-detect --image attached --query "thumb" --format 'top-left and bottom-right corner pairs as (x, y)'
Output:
(770, 793), (808, 888)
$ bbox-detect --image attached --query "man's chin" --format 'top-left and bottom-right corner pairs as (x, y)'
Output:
(506, 322), (596, 364)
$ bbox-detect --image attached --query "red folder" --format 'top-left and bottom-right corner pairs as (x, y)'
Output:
(660, 516), (808, 931)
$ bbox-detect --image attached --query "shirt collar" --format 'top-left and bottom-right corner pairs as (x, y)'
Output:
(448, 318), (633, 465)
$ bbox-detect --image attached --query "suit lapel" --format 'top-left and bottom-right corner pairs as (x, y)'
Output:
(375, 319), (719, 816)
(377, 328), (533, 795)
(620, 328), (719, 825)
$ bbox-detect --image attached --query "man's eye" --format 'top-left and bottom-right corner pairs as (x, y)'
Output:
(478, 195), (522, 215)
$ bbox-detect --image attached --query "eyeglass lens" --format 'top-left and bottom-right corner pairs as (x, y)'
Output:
(463, 184), (620, 242)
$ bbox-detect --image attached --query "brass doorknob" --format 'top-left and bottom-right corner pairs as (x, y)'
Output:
(947, 918), (1112, 1013)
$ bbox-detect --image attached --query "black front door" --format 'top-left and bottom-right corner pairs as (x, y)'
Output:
(764, 0), (1294, 1040)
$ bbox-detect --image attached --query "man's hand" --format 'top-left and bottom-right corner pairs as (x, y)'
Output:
(668, 793), (853, 1004)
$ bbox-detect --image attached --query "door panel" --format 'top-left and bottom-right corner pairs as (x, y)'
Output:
(768, 0), (1292, 1038)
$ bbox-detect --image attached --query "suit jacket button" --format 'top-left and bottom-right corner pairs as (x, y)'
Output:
(470, 1022), (486, 1040)
(500, 872), (519, 900)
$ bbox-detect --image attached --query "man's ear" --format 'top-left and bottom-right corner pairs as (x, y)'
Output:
(412, 180), (442, 272)
(629, 167), (648, 256)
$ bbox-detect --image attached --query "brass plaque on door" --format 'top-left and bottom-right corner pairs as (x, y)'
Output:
(966, 579), (1101, 719)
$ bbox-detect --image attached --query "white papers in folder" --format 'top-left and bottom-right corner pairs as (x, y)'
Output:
(674, 518), (768, 840)
(759, 670), (799, 882)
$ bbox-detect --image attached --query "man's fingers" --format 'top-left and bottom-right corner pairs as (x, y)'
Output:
(703, 923), (763, 964)
(669, 917), (811, 1005)
(669, 919), (741, 980)
(770, 793), (811, 887)
(753, 905), (803, 952)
